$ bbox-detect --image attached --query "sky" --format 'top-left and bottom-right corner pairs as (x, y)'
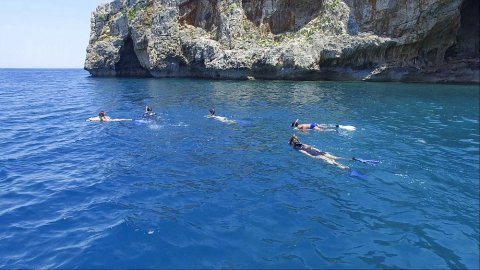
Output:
(0, 0), (110, 68)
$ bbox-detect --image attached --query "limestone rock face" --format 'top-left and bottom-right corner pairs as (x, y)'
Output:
(85, 0), (479, 83)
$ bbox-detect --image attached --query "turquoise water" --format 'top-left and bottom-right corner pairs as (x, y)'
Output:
(0, 69), (478, 269)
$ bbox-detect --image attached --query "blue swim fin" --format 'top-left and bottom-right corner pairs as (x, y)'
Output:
(350, 169), (367, 179)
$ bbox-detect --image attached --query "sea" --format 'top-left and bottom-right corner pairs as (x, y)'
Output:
(0, 69), (478, 269)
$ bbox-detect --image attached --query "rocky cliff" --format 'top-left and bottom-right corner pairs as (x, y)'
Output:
(85, 0), (479, 83)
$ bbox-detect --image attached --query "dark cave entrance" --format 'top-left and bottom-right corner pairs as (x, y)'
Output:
(242, 0), (323, 34)
(445, 0), (479, 59)
(115, 36), (151, 77)
(179, 0), (218, 31)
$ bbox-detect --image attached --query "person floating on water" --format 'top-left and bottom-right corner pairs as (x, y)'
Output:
(143, 105), (157, 119)
(208, 108), (236, 124)
(291, 119), (338, 132)
(87, 111), (132, 122)
(289, 135), (349, 170)
(289, 135), (380, 170)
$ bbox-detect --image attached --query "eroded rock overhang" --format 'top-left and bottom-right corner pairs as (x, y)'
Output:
(84, 0), (479, 83)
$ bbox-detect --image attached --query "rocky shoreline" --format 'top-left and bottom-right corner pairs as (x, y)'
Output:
(85, 0), (479, 83)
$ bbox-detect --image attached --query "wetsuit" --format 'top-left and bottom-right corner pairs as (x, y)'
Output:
(293, 142), (326, 157)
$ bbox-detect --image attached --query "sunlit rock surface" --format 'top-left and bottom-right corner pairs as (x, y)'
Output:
(85, 0), (479, 83)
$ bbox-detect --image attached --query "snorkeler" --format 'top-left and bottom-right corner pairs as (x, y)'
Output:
(143, 105), (157, 119)
(291, 119), (338, 132)
(289, 135), (349, 170)
(87, 111), (132, 122)
(208, 108), (236, 124)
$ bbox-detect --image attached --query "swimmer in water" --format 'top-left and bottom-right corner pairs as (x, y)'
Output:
(87, 111), (132, 122)
(208, 108), (236, 124)
(98, 111), (111, 122)
(291, 119), (338, 132)
(143, 105), (157, 119)
(289, 135), (349, 170)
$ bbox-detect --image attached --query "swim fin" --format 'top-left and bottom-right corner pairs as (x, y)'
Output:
(350, 169), (367, 179)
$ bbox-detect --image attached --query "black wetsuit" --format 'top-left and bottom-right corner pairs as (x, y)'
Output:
(293, 142), (326, 157)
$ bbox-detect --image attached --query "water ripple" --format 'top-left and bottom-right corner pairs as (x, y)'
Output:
(0, 70), (478, 269)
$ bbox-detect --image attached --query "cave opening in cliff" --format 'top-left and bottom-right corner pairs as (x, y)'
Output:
(115, 36), (151, 77)
(179, 0), (217, 31)
(241, 0), (266, 26)
(445, 0), (479, 59)
(242, 0), (323, 34)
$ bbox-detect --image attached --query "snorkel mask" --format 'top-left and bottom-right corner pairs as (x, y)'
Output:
(289, 134), (299, 145)
(291, 119), (299, 127)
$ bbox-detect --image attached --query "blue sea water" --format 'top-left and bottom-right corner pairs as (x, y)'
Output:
(0, 69), (478, 269)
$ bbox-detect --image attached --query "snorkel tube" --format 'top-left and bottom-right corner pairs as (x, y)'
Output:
(291, 119), (299, 127)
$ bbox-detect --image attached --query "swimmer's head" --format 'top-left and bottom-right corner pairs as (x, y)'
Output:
(289, 134), (299, 145)
(291, 119), (299, 127)
(335, 124), (339, 128)
(146, 106), (153, 112)
(209, 108), (215, 116)
(99, 111), (106, 117)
